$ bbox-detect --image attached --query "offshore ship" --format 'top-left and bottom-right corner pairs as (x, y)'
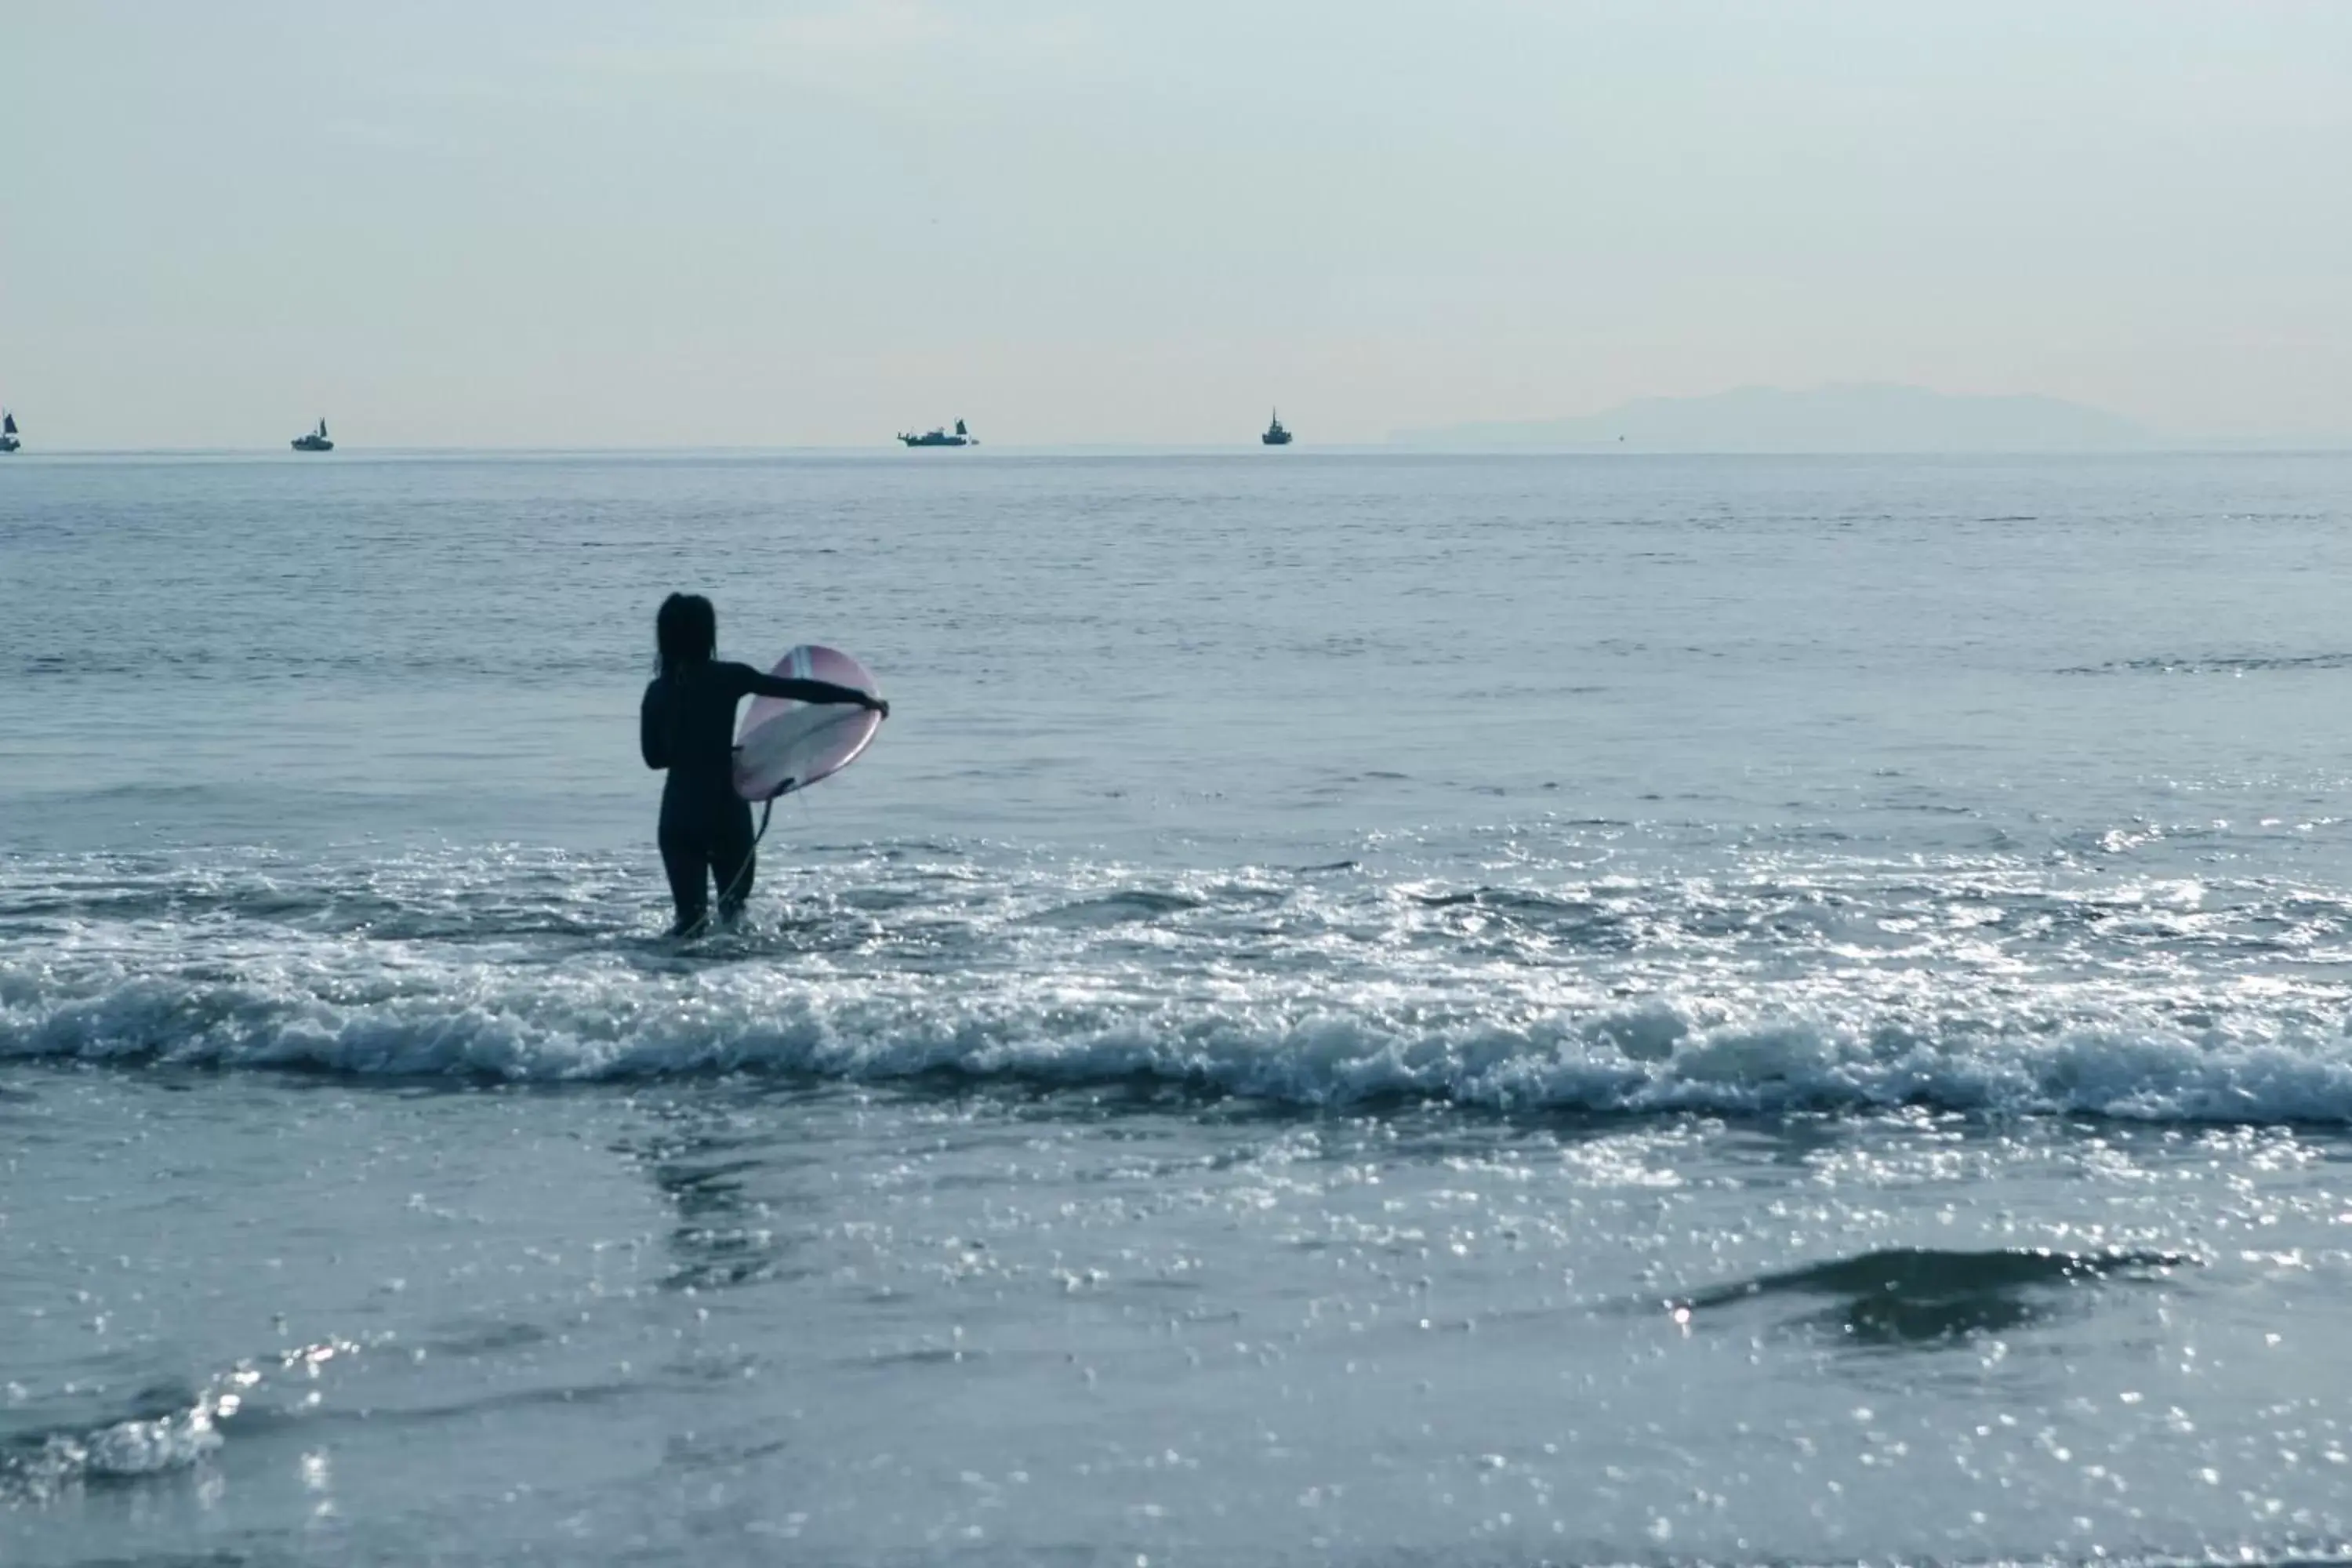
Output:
(0, 411), (19, 454)
(1260, 409), (1292, 446)
(898, 419), (975, 448)
(291, 419), (334, 452)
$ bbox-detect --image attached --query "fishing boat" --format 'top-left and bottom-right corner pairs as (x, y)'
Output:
(291, 419), (334, 452)
(0, 411), (18, 454)
(1261, 409), (1292, 446)
(898, 419), (975, 448)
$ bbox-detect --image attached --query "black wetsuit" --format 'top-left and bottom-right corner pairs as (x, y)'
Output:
(641, 659), (871, 934)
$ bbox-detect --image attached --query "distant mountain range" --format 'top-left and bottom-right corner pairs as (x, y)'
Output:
(1392, 383), (2176, 453)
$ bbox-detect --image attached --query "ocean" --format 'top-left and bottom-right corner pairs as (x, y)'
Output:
(5, 449), (2352, 1566)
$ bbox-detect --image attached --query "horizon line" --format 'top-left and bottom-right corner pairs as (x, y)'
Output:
(7, 441), (2352, 459)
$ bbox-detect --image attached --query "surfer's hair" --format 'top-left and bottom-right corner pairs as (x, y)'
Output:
(655, 593), (717, 675)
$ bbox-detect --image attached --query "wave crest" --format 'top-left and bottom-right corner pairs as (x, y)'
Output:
(7, 847), (2352, 1121)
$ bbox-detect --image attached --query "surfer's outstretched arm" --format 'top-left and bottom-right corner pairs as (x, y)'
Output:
(728, 663), (889, 716)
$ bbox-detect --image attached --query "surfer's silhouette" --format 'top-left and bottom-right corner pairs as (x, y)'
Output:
(641, 593), (887, 935)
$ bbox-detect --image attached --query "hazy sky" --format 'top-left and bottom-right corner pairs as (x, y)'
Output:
(3, 1), (2348, 448)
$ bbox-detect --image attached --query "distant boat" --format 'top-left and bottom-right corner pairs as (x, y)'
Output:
(291, 419), (333, 453)
(0, 410), (18, 455)
(898, 419), (975, 448)
(1261, 409), (1293, 446)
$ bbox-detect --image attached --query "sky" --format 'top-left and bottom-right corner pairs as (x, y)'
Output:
(2, 1), (2348, 448)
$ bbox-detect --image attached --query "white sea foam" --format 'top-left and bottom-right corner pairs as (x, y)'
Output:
(1, 1395), (225, 1504)
(7, 848), (2352, 1122)
(0, 1340), (362, 1505)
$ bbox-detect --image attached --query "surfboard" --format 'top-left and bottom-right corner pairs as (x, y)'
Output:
(731, 645), (884, 802)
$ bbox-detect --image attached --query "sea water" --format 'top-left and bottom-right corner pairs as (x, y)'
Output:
(5, 450), (2352, 1566)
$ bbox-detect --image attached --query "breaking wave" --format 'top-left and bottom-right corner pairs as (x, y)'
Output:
(0, 1338), (368, 1505)
(6, 845), (2352, 1122)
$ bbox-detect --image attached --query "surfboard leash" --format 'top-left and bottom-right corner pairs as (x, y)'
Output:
(714, 793), (780, 916)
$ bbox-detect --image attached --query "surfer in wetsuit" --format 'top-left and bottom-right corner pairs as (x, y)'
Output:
(641, 593), (887, 935)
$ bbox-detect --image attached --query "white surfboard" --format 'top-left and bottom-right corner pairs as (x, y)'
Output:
(731, 645), (884, 802)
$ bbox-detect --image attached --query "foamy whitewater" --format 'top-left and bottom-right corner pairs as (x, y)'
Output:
(7, 451), (2352, 1565)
